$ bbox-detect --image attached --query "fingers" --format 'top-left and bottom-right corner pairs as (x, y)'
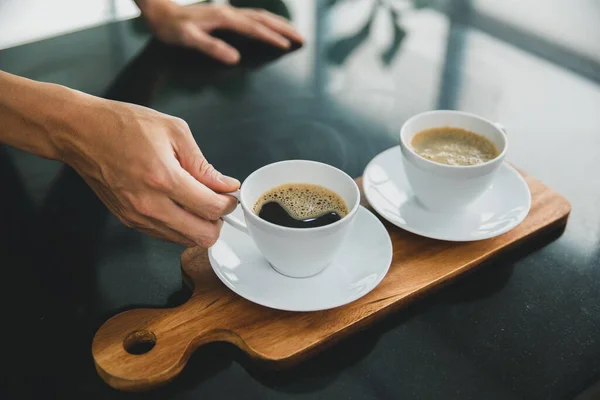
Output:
(171, 125), (240, 193)
(127, 195), (228, 248)
(189, 157), (240, 193)
(171, 168), (238, 221)
(119, 188), (231, 248)
(158, 200), (225, 248)
(216, 8), (291, 50)
(178, 5), (303, 63)
(184, 24), (240, 64)
(135, 204), (223, 248)
(240, 9), (303, 44)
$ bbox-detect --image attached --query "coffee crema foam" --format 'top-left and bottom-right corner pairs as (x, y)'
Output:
(253, 183), (348, 220)
(411, 127), (499, 166)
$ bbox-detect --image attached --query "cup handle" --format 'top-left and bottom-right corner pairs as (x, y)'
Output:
(222, 190), (249, 234)
(494, 122), (507, 134)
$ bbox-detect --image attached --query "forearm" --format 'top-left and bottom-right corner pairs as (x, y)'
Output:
(0, 71), (89, 161)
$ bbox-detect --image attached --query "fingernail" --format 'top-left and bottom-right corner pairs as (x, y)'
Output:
(218, 173), (240, 188)
(281, 39), (291, 48)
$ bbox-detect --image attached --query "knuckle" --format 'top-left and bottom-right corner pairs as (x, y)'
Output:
(132, 197), (157, 219)
(180, 34), (195, 48)
(197, 227), (220, 248)
(205, 196), (230, 220)
(219, 195), (237, 214)
(177, 26), (194, 46)
(197, 158), (214, 177)
(144, 169), (173, 191)
(198, 236), (217, 249)
(215, 5), (233, 20)
(248, 24), (261, 35)
(203, 196), (231, 221)
(170, 117), (190, 134)
(205, 206), (223, 221)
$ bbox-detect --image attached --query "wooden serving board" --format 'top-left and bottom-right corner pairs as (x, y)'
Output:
(92, 172), (571, 392)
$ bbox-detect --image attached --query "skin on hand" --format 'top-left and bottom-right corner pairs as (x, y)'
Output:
(136, 0), (304, 64)
(54, 92), (241, 248)
(0, 71), (239, 249)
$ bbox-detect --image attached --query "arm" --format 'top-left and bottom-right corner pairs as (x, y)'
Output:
(0, 71), (67, 160)
(0, 70), (238, 248)
(134, 0), (303, 64)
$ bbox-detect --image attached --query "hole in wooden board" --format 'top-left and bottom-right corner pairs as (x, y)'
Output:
(123, 330), (157, 355)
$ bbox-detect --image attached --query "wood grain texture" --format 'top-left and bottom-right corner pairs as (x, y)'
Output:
(92, 172), (571, 391)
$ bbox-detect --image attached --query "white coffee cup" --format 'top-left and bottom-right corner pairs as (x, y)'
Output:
(222, 160), (361, 278)
(399, 110), (507, 212)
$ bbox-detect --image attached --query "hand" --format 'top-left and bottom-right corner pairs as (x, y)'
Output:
(58, 94), (239, 248)
(140, 1), (303, 64)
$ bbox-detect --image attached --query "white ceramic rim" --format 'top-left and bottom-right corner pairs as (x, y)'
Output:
(238, 160), (361, 233)
(400, 110), (508, 170)
(209, 206), (393, 311)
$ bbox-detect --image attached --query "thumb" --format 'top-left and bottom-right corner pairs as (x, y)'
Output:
(194, 157), (240, 193)
(174, 125), (240, 192)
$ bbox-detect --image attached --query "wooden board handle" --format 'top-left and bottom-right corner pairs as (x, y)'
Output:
(92, 299), (233, 391)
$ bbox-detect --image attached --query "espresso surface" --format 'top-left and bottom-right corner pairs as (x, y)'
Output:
(254, 183), (348, 228)
(411, 127), (499, 166)
(257, 202), (344, 228)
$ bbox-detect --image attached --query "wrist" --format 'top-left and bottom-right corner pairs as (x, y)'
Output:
(45, 84), (97, 164)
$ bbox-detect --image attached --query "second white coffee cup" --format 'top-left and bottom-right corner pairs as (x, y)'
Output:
(222, 160), (360, 278)
(399, 110), (508, 212)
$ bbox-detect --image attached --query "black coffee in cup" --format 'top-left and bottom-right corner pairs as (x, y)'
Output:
(254, 183), (348, 228)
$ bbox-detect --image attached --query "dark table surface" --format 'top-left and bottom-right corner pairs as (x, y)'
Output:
(1, 1), (599, 399)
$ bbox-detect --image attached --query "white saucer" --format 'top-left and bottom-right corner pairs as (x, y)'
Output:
(208, 206), (393, 312)
(363, 146), (531, 241)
